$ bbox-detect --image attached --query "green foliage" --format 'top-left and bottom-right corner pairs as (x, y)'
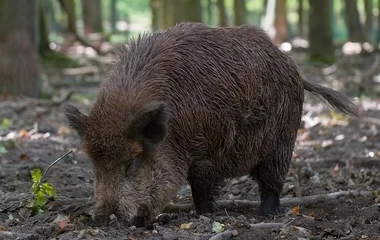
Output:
(29, 168), (56, 214)
(0, 145), (7, 154)
(0, 118), (11, 131)
(40, 51), (80, 69)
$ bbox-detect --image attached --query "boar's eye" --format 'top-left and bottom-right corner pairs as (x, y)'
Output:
(125, 155), (142, 176)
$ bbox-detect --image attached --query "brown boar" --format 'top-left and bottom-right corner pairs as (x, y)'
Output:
(63, 22), (358, 227)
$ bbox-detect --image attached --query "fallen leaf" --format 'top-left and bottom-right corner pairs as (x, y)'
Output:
(18, 129), (31, 139)
(291, 205), (301, 215)
(19, 153), (30, 161)
(180, 222), (193, 229)
(58, 220), (68, 230)
(58, 125), (70, 135)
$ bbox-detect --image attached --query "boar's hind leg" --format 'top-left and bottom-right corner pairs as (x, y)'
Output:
(250, 148), (292, 216)
(188, 175), (223, 214)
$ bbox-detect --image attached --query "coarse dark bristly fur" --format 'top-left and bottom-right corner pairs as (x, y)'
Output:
(63, 22), (358, 227)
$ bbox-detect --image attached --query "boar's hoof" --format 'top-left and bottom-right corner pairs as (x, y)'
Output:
(258, 191), (281, 217)
(195, 201), (219, 214)
(130, 216), (146, 228)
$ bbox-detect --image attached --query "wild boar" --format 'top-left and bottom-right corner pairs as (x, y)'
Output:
(64, 22), (358, 227)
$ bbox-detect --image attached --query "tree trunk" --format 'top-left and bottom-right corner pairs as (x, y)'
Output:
(82, 0), (103, 35)
(234, 0), (246, 26)
(39, 1), (50, 56)
(308, 0), (335, 63)
(217, 0), (227, 27)
(60, 0), (77, 34)
(344, 0), (367, 42)
(151, 0), (159, 31)
(297, 0), (304, 37)
(364, 0), (373, 41)
(273, 0), (287, 45)
(110, 0), (117, 33)
(183, 0), (202, 23)
(0, 0), (40, 97)
(159, 0), (172, 29)
(378, 0), (380, 45)
(172, 0), (183, 25)
(207, 0), (213, 25)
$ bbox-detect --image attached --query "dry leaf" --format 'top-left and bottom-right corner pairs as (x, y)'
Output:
(18, 129), (31, 139)
(58, 125), (70, 135)
(58, 220), (68, 230)
(180, 222), (193, 229)
(291, 205), (301, 215)
(19, 153), (30, 161)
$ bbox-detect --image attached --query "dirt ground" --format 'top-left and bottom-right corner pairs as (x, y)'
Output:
(1, 52), (380, 240)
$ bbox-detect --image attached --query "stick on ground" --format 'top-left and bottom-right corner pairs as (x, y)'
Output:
(163, 189), (373, 213)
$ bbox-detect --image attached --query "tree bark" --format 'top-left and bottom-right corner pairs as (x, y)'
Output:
(234, 0), (246, 26)
(308, 0), (335, 63)
(0, 0), (40, 97)
(344, 0), (367, 42)
(217, 0), (227, 27)
(273, 0), (287, 45)
(82, 0), (103, 35)
(364, 0), (373, 41)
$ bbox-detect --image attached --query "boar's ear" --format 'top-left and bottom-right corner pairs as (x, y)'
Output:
(131, 102), (169, 152)
(63, 102), (88, 137)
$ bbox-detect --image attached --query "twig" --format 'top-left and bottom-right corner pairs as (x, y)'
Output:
(208, 230), (232, 240)
(250, 222), (285, 229)
(224, 208), (233, 223)
(286, 175), (302, 197)
(41, 150), (73, 183)
(163, 189), (373, 213)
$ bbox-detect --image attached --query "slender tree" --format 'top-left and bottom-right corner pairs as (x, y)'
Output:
(217, 0), (227, 27)
(234, 0), (246, 26)
(308, 0), (335, 63)
(110, 0), (118, 33)
(82, 0), (103, 35)
(297, 0), (304, 37)
(172, 0), (183, 25)
(151, 0), (160, 31)
(344, 0), (367, 42)
(273, 0), (287, 45)
(364, 0), (373, 41)
(183, 0), (202, 23)
(0, 0), (40, 97)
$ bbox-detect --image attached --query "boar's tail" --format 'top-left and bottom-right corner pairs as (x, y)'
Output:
(302, 79), (359, 117)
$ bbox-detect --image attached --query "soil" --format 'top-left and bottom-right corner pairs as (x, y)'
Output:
(1, 52), (380, 240)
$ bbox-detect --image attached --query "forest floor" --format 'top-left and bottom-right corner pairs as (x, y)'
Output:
(1, 50), (380, 240)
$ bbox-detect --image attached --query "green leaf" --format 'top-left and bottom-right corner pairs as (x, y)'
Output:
(35, 190), (46, 207)
(41, 182), (56, 197)
(0, 118), (11, 130)
(31, 168), (42, 184)
(0, 145), (7, 154)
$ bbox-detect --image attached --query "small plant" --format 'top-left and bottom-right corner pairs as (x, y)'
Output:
(27, 150), (72, 214)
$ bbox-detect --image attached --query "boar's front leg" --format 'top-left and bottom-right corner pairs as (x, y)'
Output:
(188, 165), (223, 214)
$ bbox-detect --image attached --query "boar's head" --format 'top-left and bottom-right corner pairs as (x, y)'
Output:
(63, 100), (180, 227)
